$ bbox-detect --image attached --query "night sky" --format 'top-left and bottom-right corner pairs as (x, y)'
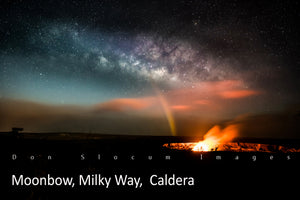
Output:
(0, 0), (299, 138)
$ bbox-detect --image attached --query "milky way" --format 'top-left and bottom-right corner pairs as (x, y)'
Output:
(0, 22), (249, 104)
(0, 21), (294, 106)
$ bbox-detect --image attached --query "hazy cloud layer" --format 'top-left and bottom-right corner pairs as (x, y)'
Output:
(1, 98), (299, 139)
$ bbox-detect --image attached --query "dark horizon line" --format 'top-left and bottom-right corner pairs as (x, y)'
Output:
(1, 130), (300, 145)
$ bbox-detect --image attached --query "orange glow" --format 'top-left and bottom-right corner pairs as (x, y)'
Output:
(219, 90), (260, 99)
(94, 98), (153, 112)
(193, 100), (210, 105)
(94, 80), (262, 115)
(164, 142), (300, 153)
(192, 125), (239, 152)
(171, 105), (190, 110)
(192, 140), (216, 151)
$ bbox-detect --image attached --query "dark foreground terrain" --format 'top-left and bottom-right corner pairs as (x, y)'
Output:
(1, 131), (300, 197)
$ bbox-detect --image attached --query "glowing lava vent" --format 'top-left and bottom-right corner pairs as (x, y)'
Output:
(163, 125), (300, 153)
(192, 125), (238, 152)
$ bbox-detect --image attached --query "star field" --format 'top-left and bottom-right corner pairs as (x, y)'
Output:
(0, 0), (299, 136)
